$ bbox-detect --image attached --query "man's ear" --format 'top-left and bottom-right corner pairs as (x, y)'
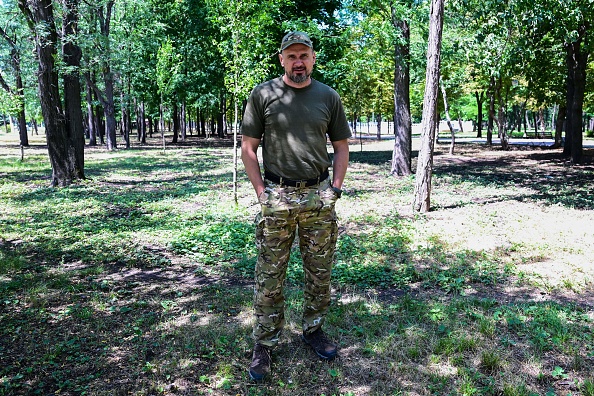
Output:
(278, 53), (284, 67)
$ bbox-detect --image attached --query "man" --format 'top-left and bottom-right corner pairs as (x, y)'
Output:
(241, 31), (351, 382)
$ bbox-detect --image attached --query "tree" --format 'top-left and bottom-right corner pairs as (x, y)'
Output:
(82, 0), (118, 150)
(61, 0), (85, 172)
(18, 0), (84, 186)
(391, 3), (413, 176)
(206, 0), (278, 201)
(412, 0), (444, 213)
(0, 6), (28, 147)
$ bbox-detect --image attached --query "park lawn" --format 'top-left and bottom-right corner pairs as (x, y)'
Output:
(1, 132), (593, 396)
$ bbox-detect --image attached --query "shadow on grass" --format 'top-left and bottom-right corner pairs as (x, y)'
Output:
(2, 238), (592, 395)
(433, 151), (594, 210)
(342, 146), (594, 210)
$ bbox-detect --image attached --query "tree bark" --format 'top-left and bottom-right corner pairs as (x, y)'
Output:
(217, 91), (226, 138)
(391, 14), (412, 176)
(376, 113), (381, 139)
(140, 101), (146, 144)
(0, 26), (28, 147)
(98, 0), (117, 150)
(18, 0), (84, 186)
(564, 25), (588, 163)
(61, 0), (85, 178)
(413, 0), (444, 213)
(94, 93), (104, 145)
(487, 77), (495, 146)
(495, 76), (508, 150)
(172, 101), (179, 143)
(200, 110), (206, 137)
(475, 91), (484, 138)
(554, 105), (566, 148)
(181, 100), (187, 141)
(85, 73), (97, 146)
(121, 90), (130, 148)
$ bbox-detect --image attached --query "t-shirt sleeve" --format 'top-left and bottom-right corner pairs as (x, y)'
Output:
(241, 88), (264, 139)
(327, 92), (352, 142)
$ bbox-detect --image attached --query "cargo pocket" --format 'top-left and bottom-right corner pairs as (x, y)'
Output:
(319, 183), (338, 208)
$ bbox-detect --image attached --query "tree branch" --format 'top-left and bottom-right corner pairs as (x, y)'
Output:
(0, 72), (12, 93)
(16, 0), (36, 32)
(84, 71), (108, 108)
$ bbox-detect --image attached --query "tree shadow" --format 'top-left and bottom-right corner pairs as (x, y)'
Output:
(433, 153), (594, 210)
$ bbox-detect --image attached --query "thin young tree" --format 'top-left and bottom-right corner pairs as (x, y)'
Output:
(412, 0), (445, 213)
(0, 25), (28, 147)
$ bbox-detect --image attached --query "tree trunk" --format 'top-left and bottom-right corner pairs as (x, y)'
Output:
(188, 106), (193, 136)
(554, 105), (566, 148)
(196, 108), (201, 137)
(217, 91), (226, 138)
(95, 96), (104, 145)
(135, 98), (140, 142)
(172, 101), (179, 143)
(61, 0), (85, 177)
(564, 26), (587, 163)
(181, 100), (187, 141)
(391, 15), (412, 176)
(376, 113), (382, 139)
(142, 114), (153, 139)
(85, 73), (97, 146)
(487, 76), (495, 146)
(413, 0), (444, 213)
(98, 0), (117, 150)
(15, 77), (28, 147)
(121, 90), (130, 148)
(18, 0), (84, 186)
(495, 76), (508, 150)
(475, 91), (484, 138)
(200, 110), (206, 137)
(0, 26), (29, 146)
(103, 73), (117, 150)
(141, 102), (146, 143)
(539, 108), (546, 133)
(440, 79), (456, 155)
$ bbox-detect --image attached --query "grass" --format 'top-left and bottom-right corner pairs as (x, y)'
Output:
(1, 131), (593, 395)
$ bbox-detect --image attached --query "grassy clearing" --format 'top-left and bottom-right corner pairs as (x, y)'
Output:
(1, 132), (593, 395)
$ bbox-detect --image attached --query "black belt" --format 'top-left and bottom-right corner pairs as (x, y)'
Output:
(264, 169), (329, 188)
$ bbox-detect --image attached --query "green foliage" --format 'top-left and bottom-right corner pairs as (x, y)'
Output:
(169, 218), (255, 267)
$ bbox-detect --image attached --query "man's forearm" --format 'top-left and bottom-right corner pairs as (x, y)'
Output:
(331, 139), (349, 189)
(245, 159), (265, 197)
(241, 137), (265, 197)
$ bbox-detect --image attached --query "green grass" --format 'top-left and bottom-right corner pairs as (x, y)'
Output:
(1, 133), (593, 395)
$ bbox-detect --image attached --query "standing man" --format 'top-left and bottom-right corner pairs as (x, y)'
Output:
(241, 31), (352, 381)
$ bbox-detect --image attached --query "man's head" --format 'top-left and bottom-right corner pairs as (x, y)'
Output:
(279, 31), (316, 87)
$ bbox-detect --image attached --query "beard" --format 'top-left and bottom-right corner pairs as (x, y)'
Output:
(287, 69), (311, 84)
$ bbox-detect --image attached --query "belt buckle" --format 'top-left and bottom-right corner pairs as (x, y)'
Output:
(296, 180), (307, 189)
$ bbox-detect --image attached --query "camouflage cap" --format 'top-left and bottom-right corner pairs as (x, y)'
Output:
(280, 31), (313, 51)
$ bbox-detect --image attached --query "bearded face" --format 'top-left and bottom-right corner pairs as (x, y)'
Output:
(279, 44), (316, 87)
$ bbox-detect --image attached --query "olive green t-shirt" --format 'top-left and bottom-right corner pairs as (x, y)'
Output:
(241, 77), (352, 180)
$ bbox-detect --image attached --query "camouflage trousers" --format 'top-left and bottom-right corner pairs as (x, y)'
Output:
(253, 178), (339, 348)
